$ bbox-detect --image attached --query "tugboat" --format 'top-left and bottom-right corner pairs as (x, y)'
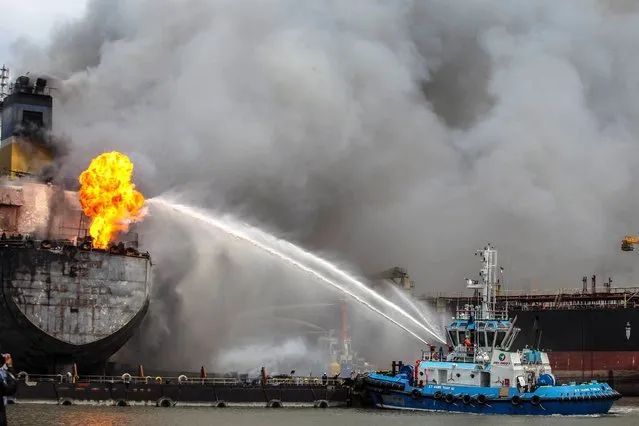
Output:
(356, 244), (622, 415)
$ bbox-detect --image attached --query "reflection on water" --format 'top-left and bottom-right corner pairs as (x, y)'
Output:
(7, 399), (639, 426)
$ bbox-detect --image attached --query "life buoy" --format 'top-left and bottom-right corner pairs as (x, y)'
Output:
(511, 395), (521, 406)
(157, 397), (173, 407)
(121, 373), (132, 382)
(477, 394), (487, 404)
(462, 394), (472, 405)
(531, 395), (541, 406)
(155, 376), (163, 384)
(411, 389), (421, 400)
(315, 400), (329, 409)
(268, 399), (282, 408)
(433, 391), (443, 400)
(178, 374), (188, 383)
(445, 393), (454, 404)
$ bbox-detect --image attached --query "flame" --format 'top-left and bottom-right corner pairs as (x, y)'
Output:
(78, 151), (146, 249)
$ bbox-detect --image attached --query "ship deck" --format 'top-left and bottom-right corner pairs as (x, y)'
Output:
(420, 286), (639, 310)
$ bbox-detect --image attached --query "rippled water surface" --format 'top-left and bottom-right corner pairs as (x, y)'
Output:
(7, 399), (639, 426)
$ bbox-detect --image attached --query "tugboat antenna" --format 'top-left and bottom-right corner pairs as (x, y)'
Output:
(466, 244), (498, 319)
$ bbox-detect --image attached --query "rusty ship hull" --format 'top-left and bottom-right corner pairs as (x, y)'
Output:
(0, 242), (150, 373)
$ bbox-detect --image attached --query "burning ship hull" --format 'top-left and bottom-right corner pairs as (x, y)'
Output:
(0, 181), (151, 374)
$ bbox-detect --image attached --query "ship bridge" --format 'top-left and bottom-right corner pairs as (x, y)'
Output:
(446, 312), (520, 355)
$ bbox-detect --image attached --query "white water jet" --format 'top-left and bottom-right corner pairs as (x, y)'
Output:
(385, 282), (447, 343)
(148, 196), (444, 345)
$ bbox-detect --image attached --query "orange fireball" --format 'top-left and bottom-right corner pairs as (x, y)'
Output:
(78, 151), (146, 249)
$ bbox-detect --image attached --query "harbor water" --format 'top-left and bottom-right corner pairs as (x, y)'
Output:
(7, 399), (639, 426)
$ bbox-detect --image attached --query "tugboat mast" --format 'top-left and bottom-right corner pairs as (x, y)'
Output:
(465, 244), (498, 319)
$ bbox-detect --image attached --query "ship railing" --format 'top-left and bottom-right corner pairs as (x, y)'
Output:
(453, 307), (510, 321)
(0, 234), (152, 259)
(420, 286), (639, 300)
(265, 377), (343, 386)
(15, 373), (344, 387)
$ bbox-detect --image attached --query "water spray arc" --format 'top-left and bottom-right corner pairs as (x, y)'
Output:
(148, 197), (435, 345)
(386, 281), (443, 339)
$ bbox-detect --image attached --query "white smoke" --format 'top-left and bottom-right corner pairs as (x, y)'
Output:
(7, 0), (639, 369)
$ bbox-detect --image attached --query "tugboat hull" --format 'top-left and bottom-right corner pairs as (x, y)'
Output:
(359, 372), (621, 415)
(371, 393), (618, 415)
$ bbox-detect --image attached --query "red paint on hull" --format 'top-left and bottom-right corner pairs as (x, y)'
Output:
(548, 351), (639, 371)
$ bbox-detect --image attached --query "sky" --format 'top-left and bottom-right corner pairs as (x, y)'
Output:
(0, 0), (87, 66)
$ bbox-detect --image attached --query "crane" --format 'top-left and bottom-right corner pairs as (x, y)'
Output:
(621, 235), (639, 251)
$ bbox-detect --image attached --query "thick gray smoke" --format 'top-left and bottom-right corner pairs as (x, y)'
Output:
(9, 0), (639, 369)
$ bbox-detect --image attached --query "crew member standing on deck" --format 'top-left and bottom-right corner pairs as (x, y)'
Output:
(0, 353), (17, 426)
(464, 335), (472, 352)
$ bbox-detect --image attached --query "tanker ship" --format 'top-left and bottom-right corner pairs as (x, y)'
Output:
(0, 69), (151, 374)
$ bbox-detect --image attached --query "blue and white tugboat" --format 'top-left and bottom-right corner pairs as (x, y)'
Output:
(357, 244), (622, 415)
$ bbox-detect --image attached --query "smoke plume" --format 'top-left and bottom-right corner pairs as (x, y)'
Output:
(9, 0), (639, 369)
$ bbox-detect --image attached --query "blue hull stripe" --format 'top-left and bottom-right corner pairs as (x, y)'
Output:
(371, 393), (617, 416)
